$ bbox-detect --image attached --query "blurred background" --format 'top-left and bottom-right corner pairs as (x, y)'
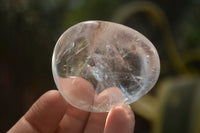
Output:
(0, 0), (200, 132)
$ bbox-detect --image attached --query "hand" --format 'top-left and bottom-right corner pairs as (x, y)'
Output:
(8, 90), (135, 133)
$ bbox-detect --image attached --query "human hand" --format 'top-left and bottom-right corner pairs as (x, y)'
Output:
(8, 90), (135, 133)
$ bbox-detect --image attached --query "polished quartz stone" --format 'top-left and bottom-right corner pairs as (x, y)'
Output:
(52, 21), (160, 112)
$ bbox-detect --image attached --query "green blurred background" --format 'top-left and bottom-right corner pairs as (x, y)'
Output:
(0, 0), (200, 132)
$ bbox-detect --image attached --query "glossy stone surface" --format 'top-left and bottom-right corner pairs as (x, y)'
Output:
(52, 21), (160, 112)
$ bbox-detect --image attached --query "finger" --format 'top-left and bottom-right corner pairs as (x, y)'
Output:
(104, 104), (135, 133)
(8, 90), (67, 133)
(92, 87), (125, 112)
(56, 104), (90, 133)
(84, 87), (123, 133)
(56, 77), (94, 133)
(83, 112), (108, 133)
(58, 77), (95, 112)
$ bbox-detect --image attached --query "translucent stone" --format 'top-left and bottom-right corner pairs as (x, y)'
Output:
(52, 21), (160, 112)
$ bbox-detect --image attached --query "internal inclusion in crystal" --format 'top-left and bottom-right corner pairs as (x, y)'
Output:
(52, 21), (160, 112)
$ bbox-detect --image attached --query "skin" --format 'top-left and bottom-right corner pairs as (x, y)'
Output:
(8, 88), (135, 133)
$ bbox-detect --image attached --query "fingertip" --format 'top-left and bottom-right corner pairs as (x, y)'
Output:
(110, 104), (135, 125)
(59, 77), (95, 111)
(104, 104), (135, 133)
(112, 104), (134, 118)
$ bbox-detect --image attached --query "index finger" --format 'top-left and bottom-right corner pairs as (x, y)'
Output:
(8, 90), (67, 133)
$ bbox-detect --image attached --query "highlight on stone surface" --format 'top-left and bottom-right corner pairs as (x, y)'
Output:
(52, 20), (160, 112)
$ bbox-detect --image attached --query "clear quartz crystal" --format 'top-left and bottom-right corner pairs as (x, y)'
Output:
(52, 21), (160, 112)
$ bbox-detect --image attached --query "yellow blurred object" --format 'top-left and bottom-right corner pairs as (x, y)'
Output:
(131, 76), (200, 133)
(112, 1), (189, 74)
